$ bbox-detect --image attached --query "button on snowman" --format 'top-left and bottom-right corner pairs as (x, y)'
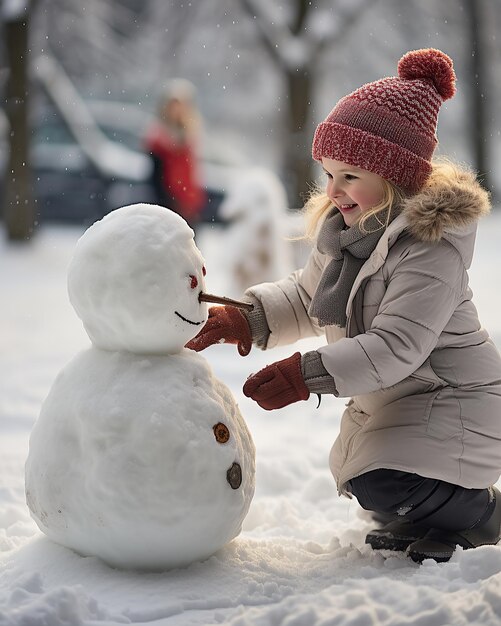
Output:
(25, 204), (255, 570)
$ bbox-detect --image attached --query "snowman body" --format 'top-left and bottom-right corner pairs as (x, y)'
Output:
(25, 204), (255, 570)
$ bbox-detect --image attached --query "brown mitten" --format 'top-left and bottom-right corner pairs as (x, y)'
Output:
(185, 306), (252, 356)
(242, 352), (310, 410)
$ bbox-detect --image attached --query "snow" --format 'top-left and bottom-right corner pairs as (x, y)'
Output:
(1, 211), (501, 624)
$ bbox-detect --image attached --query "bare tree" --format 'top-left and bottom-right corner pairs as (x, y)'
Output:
(2, 0), (36, 240)
(26, 0), (379, 209)
(237, 0), (376, 207)
(18, 0), (496, 219)
(31, 0), (199, 98)
(464, 0), (491, 192)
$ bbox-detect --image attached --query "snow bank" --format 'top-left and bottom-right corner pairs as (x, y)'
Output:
(1, 212), (501, 624)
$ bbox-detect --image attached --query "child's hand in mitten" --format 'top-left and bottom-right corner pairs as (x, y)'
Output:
(185, 306), (252, 356)
(243, 352), (310, 410)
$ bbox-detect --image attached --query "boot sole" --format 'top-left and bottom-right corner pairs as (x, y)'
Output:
(366, 534), (419, 552)
(408, 538), (501, 563)
(366, 523), (430, 552)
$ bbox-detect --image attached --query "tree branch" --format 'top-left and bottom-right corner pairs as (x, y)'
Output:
(237, 0), (309, 70)
(238, 0), (381, 70)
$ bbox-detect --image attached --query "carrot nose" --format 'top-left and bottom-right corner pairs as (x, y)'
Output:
(198, 292), (254, 312)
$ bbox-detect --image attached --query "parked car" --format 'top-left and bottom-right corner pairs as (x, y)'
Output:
(1, 97), (237, 227)
(30, 99), (156, 225)
(1, 54), (238, 227)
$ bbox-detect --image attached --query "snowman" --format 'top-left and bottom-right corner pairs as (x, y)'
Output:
(25, 204), (255, 570)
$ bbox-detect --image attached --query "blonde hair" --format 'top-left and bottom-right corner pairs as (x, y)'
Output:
(301, 158), (459, 240)
(420, 157), (466, 192)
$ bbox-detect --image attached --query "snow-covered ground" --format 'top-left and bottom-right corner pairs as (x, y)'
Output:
(2, 212), (501, 626)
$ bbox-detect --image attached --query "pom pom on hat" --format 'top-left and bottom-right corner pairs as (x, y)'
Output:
(312, 48), (457, 193)
(398, 48), (456, 100)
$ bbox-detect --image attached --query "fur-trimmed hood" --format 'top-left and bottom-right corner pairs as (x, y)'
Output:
(397, 164), (491, 268)
(402, 164), (490, 242)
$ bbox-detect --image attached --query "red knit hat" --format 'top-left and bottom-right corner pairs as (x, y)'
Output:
(312, 48), (456, 193)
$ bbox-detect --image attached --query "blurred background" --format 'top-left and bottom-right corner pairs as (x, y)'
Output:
(0, 0), (500, 246)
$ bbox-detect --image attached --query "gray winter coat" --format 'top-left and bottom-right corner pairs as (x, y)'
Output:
(246, 167), (501, 494)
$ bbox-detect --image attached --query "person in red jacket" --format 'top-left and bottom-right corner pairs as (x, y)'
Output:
(144, 79), (206, 227)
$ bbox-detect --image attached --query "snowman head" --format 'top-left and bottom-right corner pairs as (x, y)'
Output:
(68, 204), (208, 354)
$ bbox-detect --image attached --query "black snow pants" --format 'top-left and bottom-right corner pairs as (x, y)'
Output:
(349, 469), (492, 530)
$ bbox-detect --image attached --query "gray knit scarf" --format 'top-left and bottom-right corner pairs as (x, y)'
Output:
(309, 208), (395, 327)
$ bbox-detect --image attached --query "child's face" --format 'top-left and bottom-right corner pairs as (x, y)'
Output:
(321, 158), (385, 227)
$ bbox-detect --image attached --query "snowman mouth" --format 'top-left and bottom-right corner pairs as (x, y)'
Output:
(175, 311), (205, 326)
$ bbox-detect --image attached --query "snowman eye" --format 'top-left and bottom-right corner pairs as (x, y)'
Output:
(189, 275), (198, 289)
(202, 266), (206, 276)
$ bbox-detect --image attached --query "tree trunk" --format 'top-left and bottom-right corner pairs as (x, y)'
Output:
(284, 68), (313, 208)
(237, 0), (377, 207)
(3, 14), (35, 241)
(464, 0), (490, 192)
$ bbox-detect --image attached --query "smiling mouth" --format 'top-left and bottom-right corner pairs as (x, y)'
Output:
(175, 311), (205, 326)
(339, 203), (358, 211)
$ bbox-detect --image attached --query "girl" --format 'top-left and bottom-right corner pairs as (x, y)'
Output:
(187, 48), (501, 563)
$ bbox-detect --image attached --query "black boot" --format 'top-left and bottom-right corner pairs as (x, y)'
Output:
(407, 486), (501, 563)
(365, 519), (430, 552)
(351, 469), (435, 551)
(369, 510), (396, 526)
